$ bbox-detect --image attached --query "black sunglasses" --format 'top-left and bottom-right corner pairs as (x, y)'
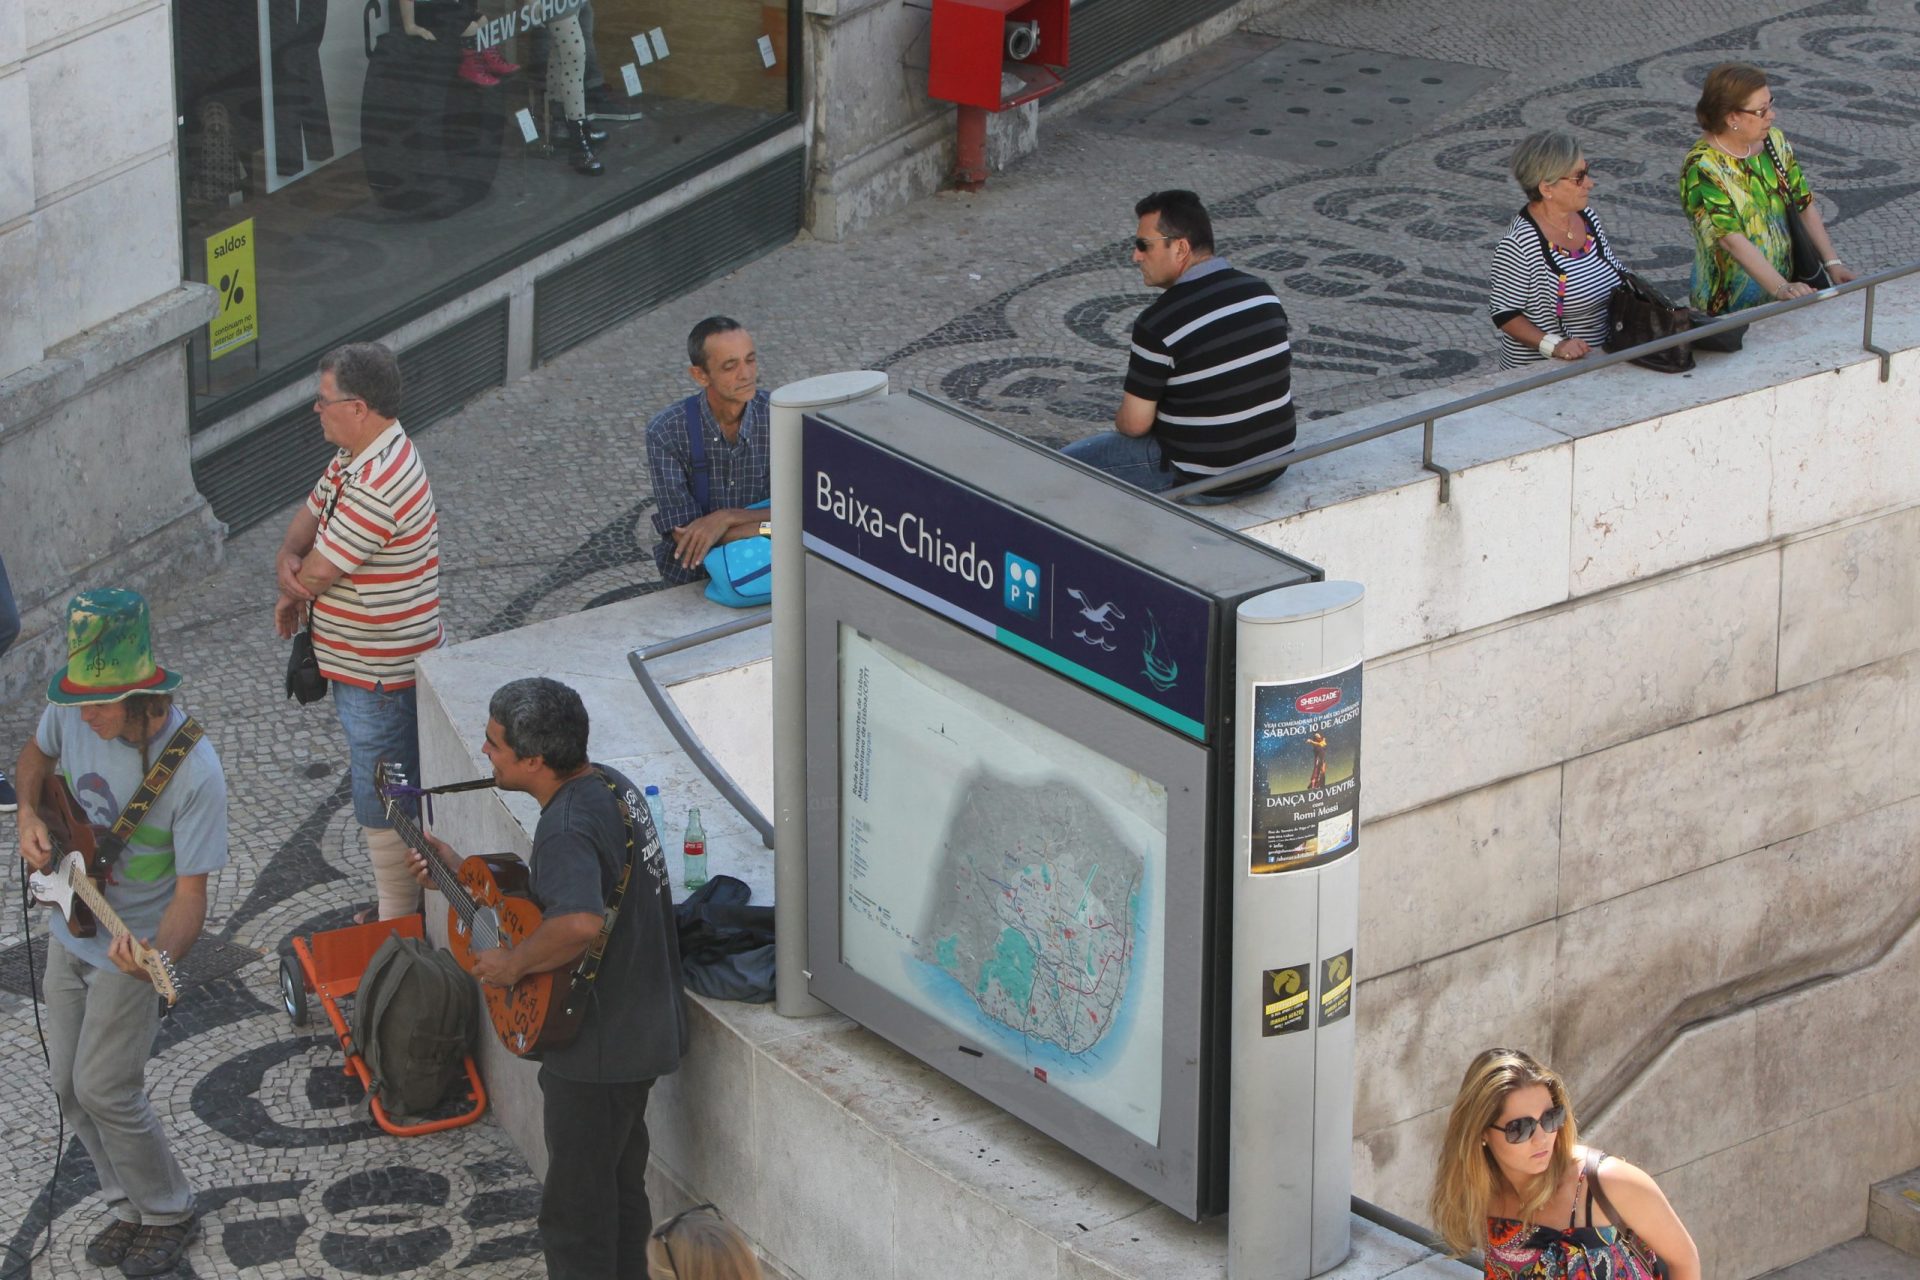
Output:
(651, 1202), (719, 1277)
(1488, 1103), (1567, 1144)
(1133, 234), (1183, 252)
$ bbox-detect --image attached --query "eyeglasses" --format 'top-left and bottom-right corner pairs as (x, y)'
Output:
(1555, 167), (1592, 186)
(1133, 234), (1183, 252)
(1736, 100), (1776, 117)
(1488, 1103), (1567, 1145)
(651, 1202), (718, 1278)
(313, 393), (365, 409)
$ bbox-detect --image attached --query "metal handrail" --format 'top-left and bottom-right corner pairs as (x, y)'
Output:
(628, 610), (776, 848)
(1164, 258), (1920, 505)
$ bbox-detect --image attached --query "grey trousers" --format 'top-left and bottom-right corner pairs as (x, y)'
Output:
(44, 943), (195, 1225)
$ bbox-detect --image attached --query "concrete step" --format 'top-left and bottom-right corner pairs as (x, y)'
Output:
(1762, 1236), (1920, 1280)
(1872, 1169), (1920, 1259)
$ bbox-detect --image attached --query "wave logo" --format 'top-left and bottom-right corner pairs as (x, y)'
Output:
(1003, 552), (1041, 617)
(1141, 610), (1179, 692)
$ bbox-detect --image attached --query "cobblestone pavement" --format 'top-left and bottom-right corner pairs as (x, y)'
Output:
(5, 0), (1919, 1274)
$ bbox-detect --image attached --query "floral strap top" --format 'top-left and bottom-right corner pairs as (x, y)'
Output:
(1485, 1163), (1649, 1280)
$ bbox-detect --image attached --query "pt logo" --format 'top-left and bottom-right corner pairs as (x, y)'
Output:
(1003, 553), (1041, 617)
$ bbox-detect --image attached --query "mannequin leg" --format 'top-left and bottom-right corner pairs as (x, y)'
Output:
(547, 15), (603, 176)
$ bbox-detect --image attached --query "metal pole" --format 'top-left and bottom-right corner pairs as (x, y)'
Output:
(1229, 581), (1365, 1280)
(770, 371), (889, 1018)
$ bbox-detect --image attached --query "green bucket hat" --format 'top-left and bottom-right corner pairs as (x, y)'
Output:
(47, 588), (183, 706)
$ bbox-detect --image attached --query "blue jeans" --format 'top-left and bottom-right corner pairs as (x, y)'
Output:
(1058, 432), (1258, 505)
(0, 553), (20, 658)
(331, 680), (420, 827)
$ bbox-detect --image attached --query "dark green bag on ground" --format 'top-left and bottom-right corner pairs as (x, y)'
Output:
(352, 933), (479, 1116)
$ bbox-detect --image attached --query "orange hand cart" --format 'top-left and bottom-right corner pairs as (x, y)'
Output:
(278, 914), (488, 1137)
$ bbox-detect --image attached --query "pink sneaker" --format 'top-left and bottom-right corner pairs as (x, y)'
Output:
(457, 48), (500, 86)
(478, 45), (520, 77)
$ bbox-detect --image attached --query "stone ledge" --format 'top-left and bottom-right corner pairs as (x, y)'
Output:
(0, 283), (216, 436)
(1869, 1168), (1920, 1258)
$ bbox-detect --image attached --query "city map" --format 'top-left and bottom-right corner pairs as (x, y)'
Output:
(837, 627), (1167, 1142)
(920, 773), (1141, 1057)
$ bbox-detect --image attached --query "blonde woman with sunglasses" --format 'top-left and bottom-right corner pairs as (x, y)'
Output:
(647, 1204), (763, 1280)
(1431, 1048), (1699, 1280)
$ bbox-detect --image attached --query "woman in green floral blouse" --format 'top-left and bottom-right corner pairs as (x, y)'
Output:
(1680, 63), (1856, 315)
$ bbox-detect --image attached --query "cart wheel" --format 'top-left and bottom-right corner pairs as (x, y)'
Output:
(280, 954), (309, 1028)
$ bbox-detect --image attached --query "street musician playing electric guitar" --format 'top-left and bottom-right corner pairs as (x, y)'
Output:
(406, 676), (686, 1280)
(14, 589), (227, 1278)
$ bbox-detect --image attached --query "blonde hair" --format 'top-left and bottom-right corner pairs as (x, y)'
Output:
(1429, 1048), (1580, 1257)
(646, 1211), (763, 1280)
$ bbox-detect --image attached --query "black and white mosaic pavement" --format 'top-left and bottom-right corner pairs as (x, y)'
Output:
(5, 1), (1918, 1274)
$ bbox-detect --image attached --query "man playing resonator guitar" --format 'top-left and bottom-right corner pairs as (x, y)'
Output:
(407, 676), (686, 1280)
(14, 589), (228, 1278)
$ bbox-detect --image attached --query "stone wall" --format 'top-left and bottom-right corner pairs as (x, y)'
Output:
(0, 0), (222, 698)
(1263, 348), (1920, 1279)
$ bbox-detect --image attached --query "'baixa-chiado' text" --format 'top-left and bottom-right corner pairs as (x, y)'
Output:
(815, 472), (994, 589)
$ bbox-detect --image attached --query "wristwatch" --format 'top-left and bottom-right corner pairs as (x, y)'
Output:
(758, 521), (772, 538)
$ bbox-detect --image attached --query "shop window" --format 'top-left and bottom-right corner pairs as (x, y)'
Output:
(176, 0), (797, 421)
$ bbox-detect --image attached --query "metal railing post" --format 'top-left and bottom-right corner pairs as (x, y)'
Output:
(1420, 418), (1450, 504)
(1863, 282), (1892, 382)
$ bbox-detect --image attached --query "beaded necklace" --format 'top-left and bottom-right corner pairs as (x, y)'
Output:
(1549, 232), (1595, 326)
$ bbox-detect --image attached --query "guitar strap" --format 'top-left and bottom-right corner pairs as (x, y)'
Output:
(100, 717), (205, 862)
(562, 768), (640, 1017)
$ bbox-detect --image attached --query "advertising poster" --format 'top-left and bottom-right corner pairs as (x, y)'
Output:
(206, 220), (260, 358)
(1248, 663), (1362, 874)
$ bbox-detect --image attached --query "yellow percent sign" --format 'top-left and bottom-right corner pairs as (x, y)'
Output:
(206, 219), (258, 359)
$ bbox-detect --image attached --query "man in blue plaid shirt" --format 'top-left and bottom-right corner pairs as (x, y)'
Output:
(643, 317), (774, 586)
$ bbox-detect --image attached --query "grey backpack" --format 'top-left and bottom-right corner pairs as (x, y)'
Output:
(352, 933), (479, 1116)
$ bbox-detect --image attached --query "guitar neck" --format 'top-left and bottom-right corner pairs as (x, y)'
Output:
(390, 807), (480, 925)
(68, 872), (135, 942)
(63, 864), (178, 1003)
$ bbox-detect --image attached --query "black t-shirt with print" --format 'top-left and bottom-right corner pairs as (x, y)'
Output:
(530, 764), (687, 1083)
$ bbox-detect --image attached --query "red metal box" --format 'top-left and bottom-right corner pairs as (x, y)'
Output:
(927, 0), (1069, 111)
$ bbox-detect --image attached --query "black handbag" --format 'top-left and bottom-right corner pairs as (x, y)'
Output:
(285, 608), (328, 704)
(285, 478), (345, 705)
(1689, 309), (1747, 352)
(1762, 135), (1832, 290)
(1605, 270), (1695, 373)
(1526, 210), (1693, 374)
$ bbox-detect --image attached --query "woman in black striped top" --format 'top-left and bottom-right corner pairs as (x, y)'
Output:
(1487, 131), (1624, 369)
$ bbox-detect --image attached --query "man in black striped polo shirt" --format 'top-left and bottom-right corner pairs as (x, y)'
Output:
(1063, 189), (1296, 501)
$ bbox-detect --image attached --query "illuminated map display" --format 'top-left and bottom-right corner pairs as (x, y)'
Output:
(838, 626), (1168, 1143)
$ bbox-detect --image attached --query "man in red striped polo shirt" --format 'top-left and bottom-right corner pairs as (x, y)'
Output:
(273, 342), (443, 920)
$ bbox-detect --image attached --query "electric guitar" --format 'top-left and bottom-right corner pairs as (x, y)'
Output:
(32, 775), (114, 938)
(28, 851), (182, 1004)
(376, 763), (585, 1057)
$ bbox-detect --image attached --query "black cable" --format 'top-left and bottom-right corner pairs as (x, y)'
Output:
(4, 857), (64, 1280)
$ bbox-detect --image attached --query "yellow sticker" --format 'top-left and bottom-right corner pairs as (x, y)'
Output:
(1319, 949), (1354, 1025)
(206, 219), (258, 359)
(1263, 965), (1311, 1036)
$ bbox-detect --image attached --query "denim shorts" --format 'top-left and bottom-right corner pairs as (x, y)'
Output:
(331, 680), (421, 828)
